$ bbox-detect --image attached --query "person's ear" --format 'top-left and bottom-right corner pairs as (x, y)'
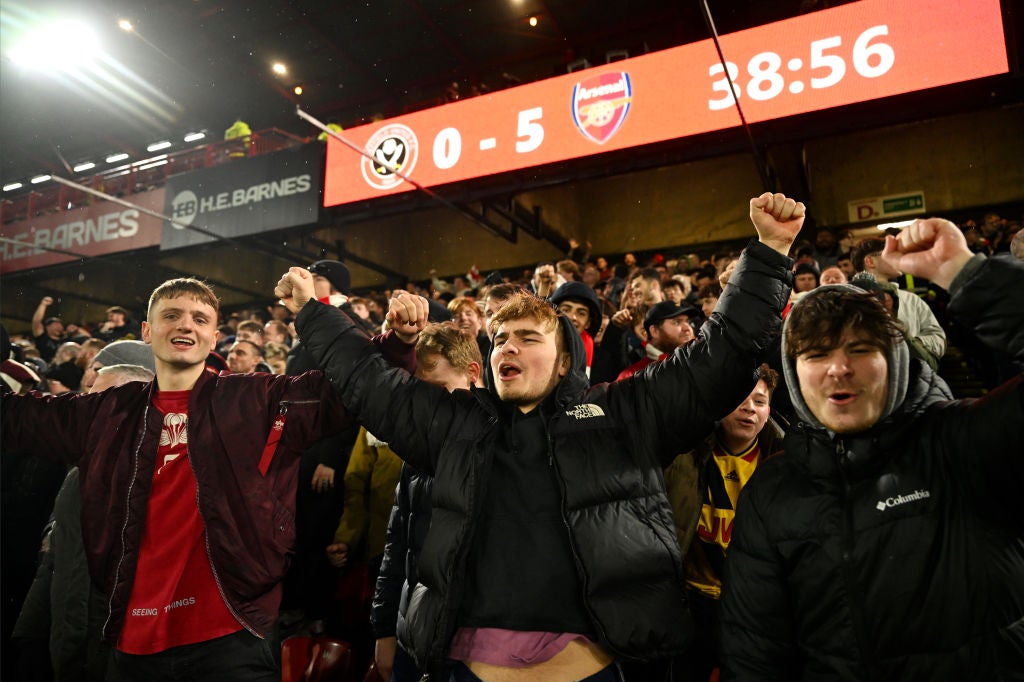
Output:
(466, 361), (482, 387)
(558, 352), (571, 377)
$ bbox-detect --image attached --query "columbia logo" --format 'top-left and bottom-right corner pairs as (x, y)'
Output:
(875, 489), (931, 511)
(566, 404), (605, 419)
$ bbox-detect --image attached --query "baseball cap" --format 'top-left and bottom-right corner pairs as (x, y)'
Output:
(643, 301), (701, 333)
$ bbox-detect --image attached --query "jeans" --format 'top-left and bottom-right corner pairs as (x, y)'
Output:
(108, 630), (278, 682)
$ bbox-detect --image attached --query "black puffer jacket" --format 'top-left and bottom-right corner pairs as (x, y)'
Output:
(371, 462), (431, 640)
(298, 240), (793, 669)
(720, 254), (1024, 681)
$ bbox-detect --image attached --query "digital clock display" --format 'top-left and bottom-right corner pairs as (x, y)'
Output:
(323, 0), (1008, 208)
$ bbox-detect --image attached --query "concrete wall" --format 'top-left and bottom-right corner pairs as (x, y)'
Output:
(321, 105), (1024, 287)
(805, 104), (1024, 226)
(323, 152), (764, 288)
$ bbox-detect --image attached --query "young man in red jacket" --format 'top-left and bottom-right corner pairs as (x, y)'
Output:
(2, 277), (414, 681)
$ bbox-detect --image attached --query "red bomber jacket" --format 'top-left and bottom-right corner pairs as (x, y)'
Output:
(2, 331), (414, 642)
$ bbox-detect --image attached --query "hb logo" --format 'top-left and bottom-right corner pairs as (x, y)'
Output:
(170, 190), (199, 228)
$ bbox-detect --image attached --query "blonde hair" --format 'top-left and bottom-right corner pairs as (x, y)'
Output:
(416, 323), (482, 371)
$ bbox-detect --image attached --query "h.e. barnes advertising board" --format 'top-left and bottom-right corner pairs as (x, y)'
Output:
(161, 144), (322, 250)
(1, 188), (166, 274)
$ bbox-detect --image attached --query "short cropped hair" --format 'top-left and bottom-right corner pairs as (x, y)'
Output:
(556, 259), (581, 280)
(785, 289), (904, 358)
(236, 320), (265, 337)
(630, 268), (661, 284)
(416, 323), (482, 371)
(852, 238), (885, 273)
(263, 341), (289, 363)
(485, 283), (525, 304)
(147, 278), (219, 320)
(231, 339), (263, 358)
(264, 320), (292, 341)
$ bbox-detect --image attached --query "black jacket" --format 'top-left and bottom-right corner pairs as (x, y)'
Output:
(719, 254), (1024, 681)
(371, 462), (431, 641)
(298, 240), (793, 668)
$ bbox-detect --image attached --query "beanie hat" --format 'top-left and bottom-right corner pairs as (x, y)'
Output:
(46, 361), (83, 391)
(780, 284), (909, 434)
(308, 260), (351, 296)
(550, 281), (602, 336)
(93, 340), (156, 373)
(793, 261), (821, 285)
(849, 272), (900, 317)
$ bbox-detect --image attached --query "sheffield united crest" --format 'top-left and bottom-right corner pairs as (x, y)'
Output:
(572, 72), (632, 144)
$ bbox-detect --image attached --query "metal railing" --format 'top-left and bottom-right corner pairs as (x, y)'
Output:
(1, 128), (310, 225)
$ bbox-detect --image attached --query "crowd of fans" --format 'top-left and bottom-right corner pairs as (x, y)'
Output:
(2, 203), (1022, 682)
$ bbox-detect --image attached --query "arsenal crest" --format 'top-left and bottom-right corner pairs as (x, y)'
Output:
(572, 72), (632, 144)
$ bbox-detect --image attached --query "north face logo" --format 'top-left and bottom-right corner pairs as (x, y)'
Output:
(875, 489), (931, 511)
(566, 404), (605, 419)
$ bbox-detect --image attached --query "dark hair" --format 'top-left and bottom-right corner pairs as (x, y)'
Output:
(556, 259), (581, 280)
(230, 339), (263, 358)
(785, 289), (903, 358)
(629, 268), (661, 283)
(756, 363), (779, 396)
(852, 238), (885, 273)
(485, 283), (525, 304)
(698, 283), (723, 300)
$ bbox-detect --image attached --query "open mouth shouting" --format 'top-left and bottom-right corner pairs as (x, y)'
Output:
(497, 362), (522, 380)
(828, 391), (856, 405)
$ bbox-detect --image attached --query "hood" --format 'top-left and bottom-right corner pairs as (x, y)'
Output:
(553, 313), (591, 407)
(780, 284), (910, 435)
(482, 311), (590, 409)
(550, 281), (602, 336)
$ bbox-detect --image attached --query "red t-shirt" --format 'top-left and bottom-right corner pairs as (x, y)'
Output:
(117, 389), (241, 654)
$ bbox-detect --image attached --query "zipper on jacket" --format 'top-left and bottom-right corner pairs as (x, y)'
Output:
(836, 438), (877, 681)
(543, 414), (618, 657)
(186, 432), (261, 639)
(278, 399), (320, 409)
(103, 403), (150, 639)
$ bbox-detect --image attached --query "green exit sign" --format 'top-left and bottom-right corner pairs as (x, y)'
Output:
(848, 191), (927, 223)
(882, 194), (925, 213)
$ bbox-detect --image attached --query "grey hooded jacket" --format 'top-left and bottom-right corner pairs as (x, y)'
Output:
(720, 254), (1024, 681)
